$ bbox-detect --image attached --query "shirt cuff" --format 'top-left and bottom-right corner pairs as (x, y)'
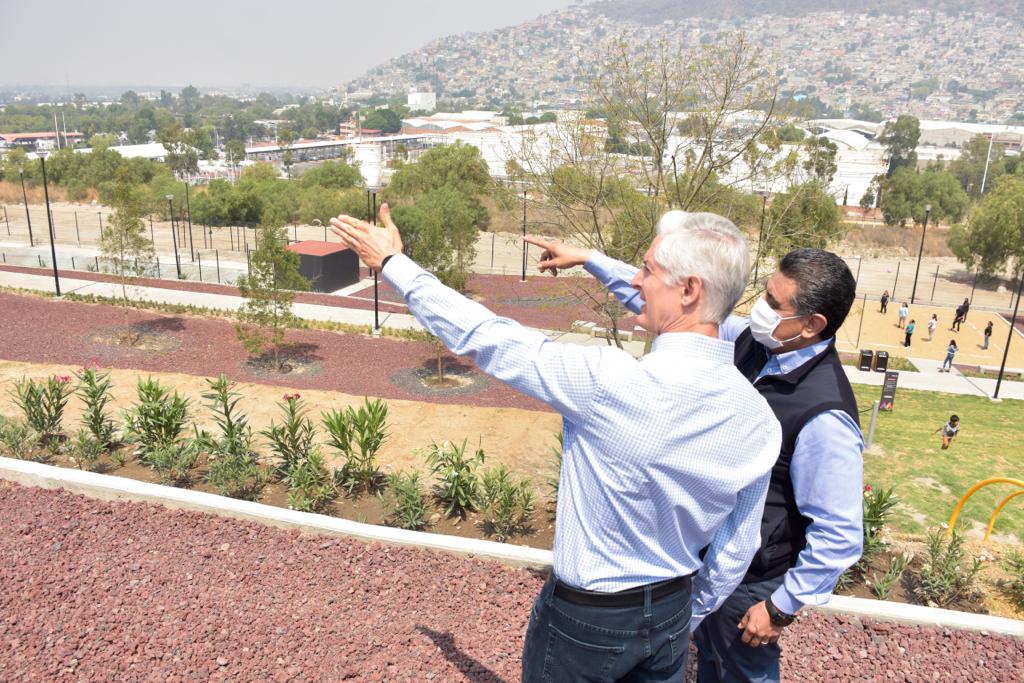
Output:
(769, 584), (804, 616)
(380, 253), (423, 297)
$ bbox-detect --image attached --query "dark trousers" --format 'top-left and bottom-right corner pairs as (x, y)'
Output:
(521, 575), (692, 683)
(694, 576), (784, 683)
(904, 332), (912, 347)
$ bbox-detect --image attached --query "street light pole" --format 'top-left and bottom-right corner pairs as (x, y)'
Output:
(185, 181), (195, 262)
(166, 195), (182, 279)
(18, 167), (35, 247)
(38, 152), (60, 296)
(754, 193), (767, 283)
(521, 188), (527, 282)
(994, 268), (1024, 400)
(910, 204), (931, 304)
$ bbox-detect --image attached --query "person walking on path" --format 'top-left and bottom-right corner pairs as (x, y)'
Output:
(880, 290), (890, 314)
(961, 298), (971, 324)
(897, 302), (909, 329)
(926, 314), (938, 342)
(941, 339), (959, 372)
(983, 321), (993, 350)
(529, 235), (865, 683)
(904, 319), (916, 347)
(333, 207), (782, 683)
(933, 415), (960, 450)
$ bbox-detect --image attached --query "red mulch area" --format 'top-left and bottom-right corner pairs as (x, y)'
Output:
(351, 271), (641, 332)
(3, 483), (1022, 682)
(0, 291), (549, 412)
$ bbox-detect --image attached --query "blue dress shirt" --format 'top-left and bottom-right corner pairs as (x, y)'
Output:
(586, 251), (865, 615)
(382, 254), (782, 628)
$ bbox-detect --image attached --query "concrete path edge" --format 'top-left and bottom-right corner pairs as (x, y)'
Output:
(2, 457), (1022, 638)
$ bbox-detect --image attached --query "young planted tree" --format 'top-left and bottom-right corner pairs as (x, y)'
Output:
(236, 220), (309, 372)
(100, 178), (156, 345)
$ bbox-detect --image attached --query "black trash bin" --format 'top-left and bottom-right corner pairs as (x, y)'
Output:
(859, 349), (874, 371)
(874, 351), (890, 372)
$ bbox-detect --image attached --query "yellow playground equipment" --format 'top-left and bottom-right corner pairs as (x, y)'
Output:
(947, 478), (1024, 543)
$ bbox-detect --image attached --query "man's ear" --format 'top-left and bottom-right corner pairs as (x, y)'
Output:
(679, 275), (703, 309)
(804, 313), (828, 338)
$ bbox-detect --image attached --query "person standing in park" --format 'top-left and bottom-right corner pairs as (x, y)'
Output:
(904, 319), (916, 347)
(880, 289), (890, 314)
(897, 302), (909, 329)
(527, 233), (865, 683)
(941, 339), (959, 372)
(926, 314), (938, 342)
(961, 298), (971, 324)
(952, 301), (966, 331)
(933, 415), (960, 450)
(983, 321), (993, 350)
(333, 207), (781, 682)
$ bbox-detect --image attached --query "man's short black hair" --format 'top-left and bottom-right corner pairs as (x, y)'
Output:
(778, 248), (857, 340)
(950, 414), (959, 422)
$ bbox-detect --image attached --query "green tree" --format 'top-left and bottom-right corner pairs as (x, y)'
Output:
(278, 128), (296, 179)
(361, 108), (402, 133)
(803, 135), (838, 185)
(948, 176), (1024, 278)
(761, 181), (843, 259)
(158, 124), (199, 176)
(100, 177), (156, 345)
(235, 223), (309, 372)
(880, 167), (969, 227)
(388, 141), (491, 228)
(878, 114), (921, 177)
(224, 139), (246, 165)
(298, 160), (362, 190)
(948, 135), (1012, 199)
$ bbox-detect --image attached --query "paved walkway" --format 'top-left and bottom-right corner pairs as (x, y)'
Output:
(3, 268), (1022, 400)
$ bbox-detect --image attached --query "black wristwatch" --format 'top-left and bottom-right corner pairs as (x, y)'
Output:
(765, 596), (796, 627)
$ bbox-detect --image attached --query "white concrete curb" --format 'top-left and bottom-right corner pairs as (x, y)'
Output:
(0, 457), (552, 569)
(2, 457), (1022, 638)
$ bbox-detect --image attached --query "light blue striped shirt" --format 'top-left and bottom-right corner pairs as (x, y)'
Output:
(587, 251), (865, 615)
(383, 254), (781, 627)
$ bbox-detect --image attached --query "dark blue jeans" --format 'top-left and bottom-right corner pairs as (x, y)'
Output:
(521, 576), (692, 683)
(693, 576), (785, 683)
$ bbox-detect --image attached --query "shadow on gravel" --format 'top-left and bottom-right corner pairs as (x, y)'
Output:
(135, 317), (187, 333)
(417, 626), (509, 683)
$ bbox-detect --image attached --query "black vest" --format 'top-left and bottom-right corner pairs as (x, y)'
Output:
(733, 328), (860, 583)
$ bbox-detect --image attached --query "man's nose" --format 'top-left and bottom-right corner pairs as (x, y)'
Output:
(630, 271), (642, 289)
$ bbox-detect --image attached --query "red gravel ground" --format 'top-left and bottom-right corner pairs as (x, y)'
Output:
(0, 291), (549, 413)
(3, 482), (1022, 682)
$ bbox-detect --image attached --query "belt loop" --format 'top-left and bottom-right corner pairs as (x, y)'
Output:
(643, 585), (652, 619)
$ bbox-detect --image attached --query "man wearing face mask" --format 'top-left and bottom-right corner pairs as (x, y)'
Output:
(526, 235), (864, 683)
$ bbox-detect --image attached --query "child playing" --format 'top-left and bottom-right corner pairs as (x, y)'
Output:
(940, 339), (958, 372)
(933, 415), (960, 450)
(897, 302), (909, 329)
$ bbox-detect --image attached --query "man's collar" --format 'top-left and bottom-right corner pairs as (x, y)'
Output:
(763, 337), (834, 377)
(652, 332), (734, 365)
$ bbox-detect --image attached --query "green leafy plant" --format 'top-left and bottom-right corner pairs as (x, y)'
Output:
(67, 429), (104, 471)
(426, 439), (484, 518)
(123, 377), (190, 461)
(206, 452), (271, 500)
(12, 374), (74, 440)
(284, 450), (335, 513)
(861, 484), (899, 567)
(148, 440), (200, 486)
(868, 552), (913, 600)
(200, 374), (254, 458)
(323, 398), (388, 496)
(0, 416), (41, 460)
(911, 527), (983, 608)
(74, 366), (116, 448)
(380, 471), (428, 530)
(1002, 552), (1024, 608)
(480, 466), (535, 542)
(262, 393), (316, 479)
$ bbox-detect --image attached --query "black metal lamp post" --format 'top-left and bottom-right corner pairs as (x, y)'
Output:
(372, 190), (380, 334)
(166, 195), (182, 279)
(754, 192), (767, 283)
(910, 203), (931, 304)
(994, 268), (1024, 400)
(19, 167), (35, 247)
(521, 188), (527, 282)
(185, 182), (195, 262)
(38, 152), (60, 296)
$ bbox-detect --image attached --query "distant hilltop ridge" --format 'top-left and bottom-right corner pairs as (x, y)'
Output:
(589, 0), (1024, 22)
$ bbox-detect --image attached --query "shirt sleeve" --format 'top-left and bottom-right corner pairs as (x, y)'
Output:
(770, 409), (865, 614)
(582, 251), (644, 314)
(719, 315), (750, 343)
(383, 254), (603, 422)
(689, 469), (773, 630)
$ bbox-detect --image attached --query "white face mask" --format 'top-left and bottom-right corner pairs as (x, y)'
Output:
(749, 297), (804, 350)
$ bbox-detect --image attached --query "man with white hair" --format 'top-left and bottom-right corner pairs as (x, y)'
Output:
(332, 206), (780, 682)
(529, 210), (864, 683)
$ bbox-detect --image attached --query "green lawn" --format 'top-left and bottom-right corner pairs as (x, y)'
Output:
(855, 384), (1024, 543)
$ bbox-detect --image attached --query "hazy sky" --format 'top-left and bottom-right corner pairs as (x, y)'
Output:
(1, 0), (577, 90)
